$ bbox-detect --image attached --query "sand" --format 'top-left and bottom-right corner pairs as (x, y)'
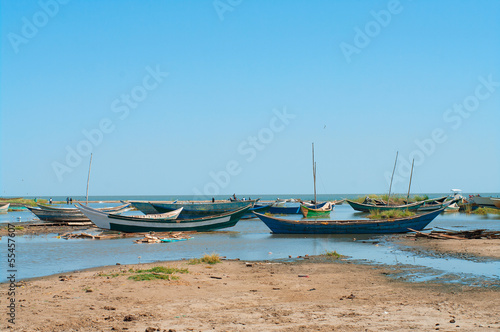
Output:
(2, 254), (499, 332)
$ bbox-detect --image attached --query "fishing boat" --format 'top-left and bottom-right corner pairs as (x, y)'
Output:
(253, 208), (445, 234)
(76, 204), (252, 232)
(268, 200), (302, 214)
(299, 143), (333, 218)
(37, 203), (131, 213)
(0, 203), (10, 213)
(130, 199), (258, 219)
(417, 196), (462, 212)
(26, 203), (131, 222)
(444, 203), (460, 212)
(346, 199), (425, 213)
(347, 155), (425, 213)
(468, 195), (500, 207)
(300, 201), (333, 218)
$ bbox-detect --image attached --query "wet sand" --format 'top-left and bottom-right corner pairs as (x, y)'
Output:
(395, 236), (500, 259)
(2, 257), (499, 332)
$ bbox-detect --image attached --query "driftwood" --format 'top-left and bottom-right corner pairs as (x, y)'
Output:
(408, 228), (500, 240)
(134, 232), (193, 244)
(59, 230), (196, 241)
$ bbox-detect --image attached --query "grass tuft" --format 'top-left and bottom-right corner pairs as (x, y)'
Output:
(367, 209), (415, 219)
(324, 250), (343, 259)
(188, 253), (221, 265)
(352, 194), (429, 205)
(472, 207), (500, 215)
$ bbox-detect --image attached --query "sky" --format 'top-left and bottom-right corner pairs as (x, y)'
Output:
(1, 0), (499, 197)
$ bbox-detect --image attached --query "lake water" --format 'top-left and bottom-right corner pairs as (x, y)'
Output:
(1, 200), (499, 286)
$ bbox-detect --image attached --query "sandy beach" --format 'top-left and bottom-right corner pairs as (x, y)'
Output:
(3, 248), (499, 332)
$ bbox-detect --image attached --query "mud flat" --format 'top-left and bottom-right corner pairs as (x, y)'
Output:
(2, 257), (499, 331)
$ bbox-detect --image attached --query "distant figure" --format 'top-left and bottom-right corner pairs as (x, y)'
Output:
(69, 197), (73, 204)
(212, 197), (215, 203)
(66, 197), (70, 204)
(49, 198), (53, 204)
(233, 193), (237, 200)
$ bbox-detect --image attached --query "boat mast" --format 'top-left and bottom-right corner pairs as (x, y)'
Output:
(387, 151), (398, 206)
(406, 159), (414, 203)
(86, 153), (93, 206)
(312, 143), (317, 204)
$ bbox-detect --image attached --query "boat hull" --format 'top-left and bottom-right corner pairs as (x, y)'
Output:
(0, 203), (10, 213)
(151, 200), (258, 219)
(254, 208), (444, 234)
(268, 206), (301, 214)
(77, 204), (252, 232)
(26, 204), (131, 222)
(300, 203), (333, 218)
(346, 200), (424, 213)
(469, 196), (499, 207)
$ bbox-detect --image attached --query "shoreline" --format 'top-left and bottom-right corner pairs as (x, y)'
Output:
(2, 256), (499, 331)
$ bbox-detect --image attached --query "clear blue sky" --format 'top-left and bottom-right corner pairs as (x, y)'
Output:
(1, 0), (499, 197)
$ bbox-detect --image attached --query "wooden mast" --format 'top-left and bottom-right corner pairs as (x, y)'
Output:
(85, 153), (93, 206)
(312, 143), (317, 204)
(406, 159), (414, 203)
(387, 151), (398, 206)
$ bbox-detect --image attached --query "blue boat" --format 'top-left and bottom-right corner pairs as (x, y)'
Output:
(268, 201), (327, 215)
(253, 208), (444, 234)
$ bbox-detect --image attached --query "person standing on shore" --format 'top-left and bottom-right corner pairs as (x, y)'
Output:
(49, 198), (53, 204)
(66, 197), (70, 204)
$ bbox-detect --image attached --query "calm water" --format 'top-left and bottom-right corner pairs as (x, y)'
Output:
(1, 202), (499, 285)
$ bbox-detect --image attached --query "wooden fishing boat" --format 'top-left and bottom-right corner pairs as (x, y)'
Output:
(254, 208), (445, 234)
(444, 203), (460, 212)
(417, 196), (455, 212)
(37, 203), (131, 213)
(267, 199), (325, 215)
(468, 195), (500, 207)
(131, 199), (258, 219)
(76, 204), (251, 232)
(346, 200), (425, 213)
(26, 203), (131, 222)
(300, 202), (333, 218)
(0, 203), (10, 212)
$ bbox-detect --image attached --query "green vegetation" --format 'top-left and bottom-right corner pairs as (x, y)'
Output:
(14, 226), (24, 231)
(472, 207), (500, 215)
(0, 197), (48, 207)
(128, 266), (189, 281)
(351, 194), (429, 205)
(188, 253), (222, 265)
(97, 266), (189, 281)
(324, 250), (343, 259)
(367, 209), (415, 219)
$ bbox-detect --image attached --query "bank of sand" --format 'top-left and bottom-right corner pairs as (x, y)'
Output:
(2, 256), (499, 332)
